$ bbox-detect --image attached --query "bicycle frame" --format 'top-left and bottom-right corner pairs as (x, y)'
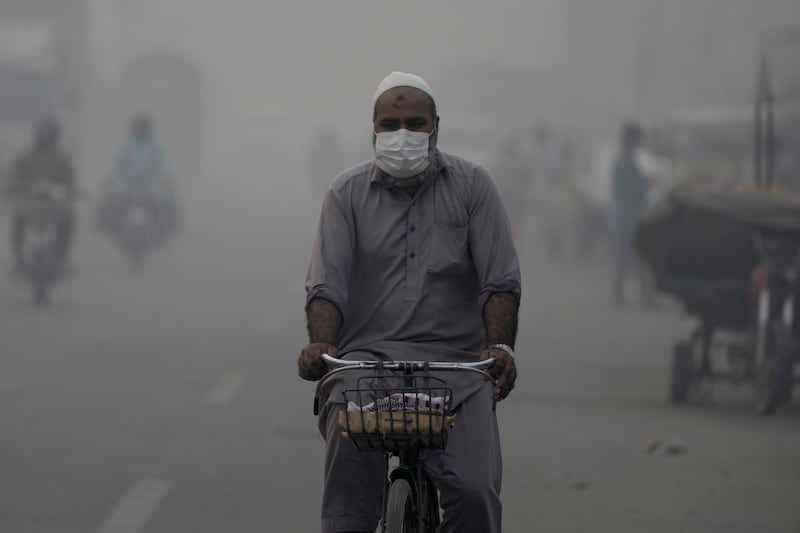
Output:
(750, 230), (800, 413)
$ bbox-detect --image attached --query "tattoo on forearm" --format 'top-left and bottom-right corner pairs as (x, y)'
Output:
(306, 298), (342, 345)
(483, 292), (519, 347)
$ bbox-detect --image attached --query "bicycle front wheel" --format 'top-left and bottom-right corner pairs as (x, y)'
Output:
(386, 478), (416, 533)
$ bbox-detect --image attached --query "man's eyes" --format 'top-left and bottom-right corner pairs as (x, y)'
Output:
(379, 118), (427, 130)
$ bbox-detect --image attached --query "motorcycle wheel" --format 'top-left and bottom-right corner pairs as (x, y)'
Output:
(33, 279), (50, 307)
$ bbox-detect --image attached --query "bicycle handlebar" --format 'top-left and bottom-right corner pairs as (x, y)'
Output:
(314, 353), (498, 416)
(317, 353), (497, 391)
(320, 353), (495, 371)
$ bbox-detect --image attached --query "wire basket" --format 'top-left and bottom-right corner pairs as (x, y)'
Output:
(339, 374), (454, 452)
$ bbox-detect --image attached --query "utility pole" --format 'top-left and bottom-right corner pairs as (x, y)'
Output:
(753, 55), (774, 186)
(754, 26), (800, 186)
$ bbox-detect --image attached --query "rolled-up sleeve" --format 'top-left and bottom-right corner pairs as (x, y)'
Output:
(305, 189), (353, 324)
(467, 165), (522, 309)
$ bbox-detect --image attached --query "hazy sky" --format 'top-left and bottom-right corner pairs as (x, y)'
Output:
(75, 0), (800, 185)
(114, 0), (562, 123)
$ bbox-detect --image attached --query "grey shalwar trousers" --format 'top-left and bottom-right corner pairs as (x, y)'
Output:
(319, 387), (503, 533)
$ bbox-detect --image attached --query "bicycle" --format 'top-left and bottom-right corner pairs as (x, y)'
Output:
(315, 353), (495, 533)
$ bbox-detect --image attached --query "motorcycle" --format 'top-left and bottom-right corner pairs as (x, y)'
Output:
(97, 181), (172, 266)
(14, 182), (72, 306)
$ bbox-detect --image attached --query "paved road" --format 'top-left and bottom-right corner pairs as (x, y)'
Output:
(0, 182), (798, 533)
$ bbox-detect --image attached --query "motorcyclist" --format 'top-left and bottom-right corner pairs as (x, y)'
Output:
(100, 115), (177, 236)
(4, 117), (76, 274)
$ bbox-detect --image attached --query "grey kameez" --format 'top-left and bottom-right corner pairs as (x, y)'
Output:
(306, 150), (521, 532)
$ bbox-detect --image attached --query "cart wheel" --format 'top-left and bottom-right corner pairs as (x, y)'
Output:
(670, 341), (693, 404)
(755, 326), (793, 416)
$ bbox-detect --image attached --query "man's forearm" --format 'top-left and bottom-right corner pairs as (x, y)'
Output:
(483, 292), (519, 347)
(306, 297), (342, 345)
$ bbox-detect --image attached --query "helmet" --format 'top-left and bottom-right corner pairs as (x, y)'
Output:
(130, 114), (153, 138)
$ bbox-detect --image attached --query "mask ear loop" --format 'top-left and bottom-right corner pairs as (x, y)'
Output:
(427, 126), (438, 158)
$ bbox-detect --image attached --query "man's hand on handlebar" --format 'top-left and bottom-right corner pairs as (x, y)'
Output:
(298, 343), (337, 381)
(480, 348), (516, 401)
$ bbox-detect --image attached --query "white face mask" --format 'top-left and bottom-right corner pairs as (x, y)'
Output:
(374, 129), (431, 179)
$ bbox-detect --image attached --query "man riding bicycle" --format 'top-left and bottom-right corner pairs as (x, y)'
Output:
(298, 72), (521, 533)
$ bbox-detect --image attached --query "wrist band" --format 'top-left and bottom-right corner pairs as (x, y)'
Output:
(488, 343), (515, 358)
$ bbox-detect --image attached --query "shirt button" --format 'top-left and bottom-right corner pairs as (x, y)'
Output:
(410, 225), (416, 232)
(409, 252), (416, 258)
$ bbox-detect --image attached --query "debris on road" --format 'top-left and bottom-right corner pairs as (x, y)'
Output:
(646, 438), (688, 456)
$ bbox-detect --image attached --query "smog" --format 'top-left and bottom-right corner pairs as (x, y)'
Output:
(0, 1), (798, 531)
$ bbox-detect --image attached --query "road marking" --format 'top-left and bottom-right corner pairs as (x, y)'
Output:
(205, 373), (245, 405)
(98, 479), (170, 533)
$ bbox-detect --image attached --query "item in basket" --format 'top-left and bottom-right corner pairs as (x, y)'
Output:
(346, 392), (449, 413)
(339, 409), (457, 436)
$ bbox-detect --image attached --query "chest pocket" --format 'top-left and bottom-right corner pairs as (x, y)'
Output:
(429, 222), (469, 275)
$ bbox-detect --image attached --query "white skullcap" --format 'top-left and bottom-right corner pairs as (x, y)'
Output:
(373, 71), (434, 104)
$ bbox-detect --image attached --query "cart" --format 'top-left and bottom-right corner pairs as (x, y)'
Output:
(637, 183), (800, 415)
(661, 228), (799, 415)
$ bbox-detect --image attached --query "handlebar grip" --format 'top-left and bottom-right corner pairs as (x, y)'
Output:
(320, 353), (359, 368)
(468, 358), (496, 370)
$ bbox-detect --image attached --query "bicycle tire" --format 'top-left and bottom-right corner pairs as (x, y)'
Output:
(755, 324), (793, 416)
(386, 478), (416, 533)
